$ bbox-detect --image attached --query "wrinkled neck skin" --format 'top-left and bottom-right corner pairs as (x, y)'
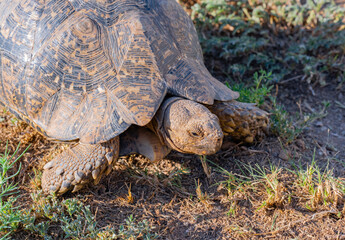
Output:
(149, 97), (224, 155)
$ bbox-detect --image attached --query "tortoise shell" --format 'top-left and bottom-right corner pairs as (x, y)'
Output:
(0, 0), (238, 144)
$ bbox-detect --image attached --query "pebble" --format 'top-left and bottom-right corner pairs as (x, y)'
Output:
(295, 139), (305, 149)
(279, 150), (290, 161)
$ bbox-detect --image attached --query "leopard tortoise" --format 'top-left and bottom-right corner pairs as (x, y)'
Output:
(0, 0), (268, 194)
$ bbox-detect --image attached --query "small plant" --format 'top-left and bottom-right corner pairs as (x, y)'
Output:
(0, 143), (32, 239)
(211, 161), (249, 196)
(125, 156), (190, 192)
(242, 163), (286, 211)
(117, 215), (157, 240)
(195, 179), (209, 204)
(26, 192), (106, 239)
(269, 97), (302, 143)
(231, 70), (273, 106)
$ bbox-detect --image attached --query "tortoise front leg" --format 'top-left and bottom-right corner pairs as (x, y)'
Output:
(208, 100), (269, 143)
(41, 137), (119, 194)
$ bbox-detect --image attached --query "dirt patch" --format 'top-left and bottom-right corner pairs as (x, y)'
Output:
(277, 80), (345, 162)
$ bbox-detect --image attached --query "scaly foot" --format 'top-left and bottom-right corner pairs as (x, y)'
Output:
(208, 100), (269, 143)
(41, 138), (119, 194)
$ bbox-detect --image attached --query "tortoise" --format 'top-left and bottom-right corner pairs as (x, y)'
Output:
(0, 0), (268, 194)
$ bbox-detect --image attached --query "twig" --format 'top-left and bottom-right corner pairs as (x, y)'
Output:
(200, 155), (211, 179)
(278, 75), (304, 85)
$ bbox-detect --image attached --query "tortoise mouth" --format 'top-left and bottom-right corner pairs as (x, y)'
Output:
(165, 131), (223, 155)
(187, 132), (223, 155)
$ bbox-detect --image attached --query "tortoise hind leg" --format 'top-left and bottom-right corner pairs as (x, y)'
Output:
(42, 138), (119, 194)
(208, 100), (269, 143)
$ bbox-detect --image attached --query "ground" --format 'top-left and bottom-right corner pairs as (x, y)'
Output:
(2, 61), (344, 240)
(1, 0), (345, 239)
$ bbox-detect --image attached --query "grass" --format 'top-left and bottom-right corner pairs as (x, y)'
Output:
(212, 154), (345, 217)
(227, 68), (329, 143)
(289, 150), (345, 210)
(269, 96), (330, 143)
(0, 143), (32, 239)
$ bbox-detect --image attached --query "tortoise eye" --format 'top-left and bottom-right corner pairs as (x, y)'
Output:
(190, 132), (199, 137)
(189, 129), (203, 138)
(75, 17), (95, 34)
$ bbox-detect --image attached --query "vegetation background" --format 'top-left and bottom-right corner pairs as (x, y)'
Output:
(1, 0), (345, 239)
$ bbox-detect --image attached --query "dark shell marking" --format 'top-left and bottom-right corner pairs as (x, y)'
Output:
(0, 0), (238, 144)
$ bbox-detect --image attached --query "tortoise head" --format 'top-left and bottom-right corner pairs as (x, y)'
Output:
(155, 98), (223, 155)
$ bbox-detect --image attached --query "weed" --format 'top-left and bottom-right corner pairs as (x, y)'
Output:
(25, 191), (158, 239)
(231, 69), (273, 106)
(242, 163), (286, 210)
(213, 159), (288, 212)
(269, 97), (302, 143)
(195, 179), (208, 203)
(211, 161), (250, 216)
(117, 215), (157, 240)
(0, 143), (32, 239)
(211, 161), (249, 196)
(125, 156), (191, 191)
(289, 150), (345, 209)
(25, 192), (103, 239)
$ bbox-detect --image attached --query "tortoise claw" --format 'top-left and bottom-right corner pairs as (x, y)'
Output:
(59, 181), (71, 194)
(72, 184), (84, 193)
(92, 169), (100, 180)
(49, 185), (58, 193)
(43, 161), (54, 170)
(105, 165), (112, 176)
(74, 171), (83, 183)
(105, 152), (114, 165)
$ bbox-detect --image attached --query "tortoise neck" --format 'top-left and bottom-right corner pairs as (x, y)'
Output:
(148, 97), (185, 151)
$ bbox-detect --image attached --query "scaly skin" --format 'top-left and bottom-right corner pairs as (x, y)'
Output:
(120, 126), (171, 162)
(208, 100), (269, 143)
(149, 97), (224, 155)
(41, 138), (119, 194)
